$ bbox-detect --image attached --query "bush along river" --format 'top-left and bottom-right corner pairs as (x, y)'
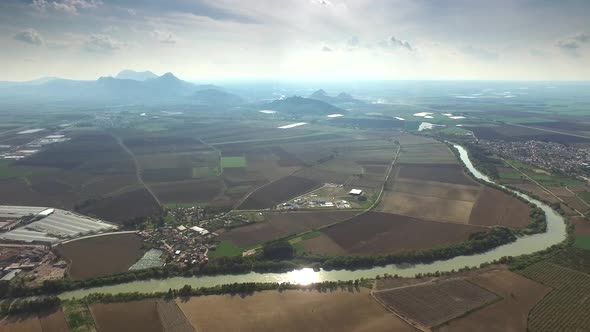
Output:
(59, 144), (567, 299)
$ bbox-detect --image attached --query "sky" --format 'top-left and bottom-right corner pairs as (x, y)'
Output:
(1, 0), (590, 81)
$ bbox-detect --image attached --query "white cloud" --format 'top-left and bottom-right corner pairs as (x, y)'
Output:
(152, 30), (177, 44)
(85, 34), (125, 52)
(32, 0), (103, 15)
(390, 36), (413, 51)
(13, 29), (44, 46)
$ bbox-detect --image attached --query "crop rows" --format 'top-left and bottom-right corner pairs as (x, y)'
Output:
(520, 261), (590, 332)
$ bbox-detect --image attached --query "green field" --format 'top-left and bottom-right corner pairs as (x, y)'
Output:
(503, 160), (583, 186)
(221, 156), (247, 168)
(0, 161), (33, 180)
(208, 240), (243, 257)
(578, 191), (590, 205)
(574, 235), (590, 250)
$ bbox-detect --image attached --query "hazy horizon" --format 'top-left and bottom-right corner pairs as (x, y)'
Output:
(1, 0), (590, 81)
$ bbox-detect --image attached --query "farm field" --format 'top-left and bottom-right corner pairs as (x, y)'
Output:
(237, 176), (322, 210)
(176, 288), (417, 332)
(468, 124), (590, 144)
(90, 299), (194, 332)
(303, 212), (486, 255)
(217, 211), (357, 248)
(54, 233), (144, 280)
(75, 187), (162, 224)
(221, 156), (246, 168)
(151, 179), (224, 205)
(519, 261), (590, 332)
(435, 269), (551, 332)
(373, 278), (498, 328)
(378, 191), (475, 224)
(0, 309), (69, 332)
(396, 163), (476, 186)
(468, 187), (530, 227)
(377, 138), (530, 229)
(0, 132), (140, 210)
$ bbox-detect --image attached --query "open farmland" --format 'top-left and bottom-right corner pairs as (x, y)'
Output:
(436, 268), (551, 332)
(373, 279), (498, 328)
(54, 232), (144, 280)
(519, 261), (590, 332)
(397, 163), (477, 186)
(0, 132), (140, 210)
(306, 212), (486, 255)
(0, 309), (69, 332)
(469, 124), (590, 144)
(75, 188), (162, 224)
(469, 187), (531, 227)
(217, 211), (357, 247)
(151, 179), (224, 205)
(398, 143), (458, 164)
(378, 191), (475, 224)
(378, 138), (531, 228)
(177, 289), (417, 332)
(237, 176), (321, 210)
(90, 299), (194, 332)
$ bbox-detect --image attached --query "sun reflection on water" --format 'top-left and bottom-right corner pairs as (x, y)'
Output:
(282, 268), (320, 285)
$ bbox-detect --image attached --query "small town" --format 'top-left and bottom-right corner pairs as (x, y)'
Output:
(478, 139), (590, 177)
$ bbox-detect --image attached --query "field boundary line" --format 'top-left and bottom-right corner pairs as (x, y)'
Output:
(113, 135), (162, 207)
(565, 186), (590, 210)
(503, 159), (585, 217)
(369, 291), (429, 332)
(429, 278), (503, 330)
(508, 123), (590, 140)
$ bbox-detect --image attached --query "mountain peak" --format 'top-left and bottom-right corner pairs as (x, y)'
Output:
(310, 89), (327, 97)
(159, 72), (178, 80)
(115, 69), (158, 81)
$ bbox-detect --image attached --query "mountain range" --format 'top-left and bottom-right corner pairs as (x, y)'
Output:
(309, 89), (361, 104)
(0, 70), (242, 105)
(115, 70), (158, 81)
(264, 96), (346, 116)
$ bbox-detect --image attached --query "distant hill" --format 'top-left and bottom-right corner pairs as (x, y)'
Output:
(264, 96), (345, 116)
(0, 72), (219, 103)
(115, 70), (158, 81)
(192, 89), (243, 105)
(309, 89), (360, 104)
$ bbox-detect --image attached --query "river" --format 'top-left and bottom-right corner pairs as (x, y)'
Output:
(60, 144), (567, 299)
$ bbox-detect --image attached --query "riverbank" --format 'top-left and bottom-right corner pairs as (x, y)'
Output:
(56, 144), (567, 299)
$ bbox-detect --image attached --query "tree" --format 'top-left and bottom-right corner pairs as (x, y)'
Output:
(262, 240), (294, 260)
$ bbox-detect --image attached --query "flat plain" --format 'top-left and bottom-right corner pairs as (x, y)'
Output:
(54, 233), (144, 280)
(176, 289), (418, 332)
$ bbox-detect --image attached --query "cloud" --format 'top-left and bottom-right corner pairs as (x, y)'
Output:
(321, 45), (333, 52)
(461, 45), (498, 61)
(13, 29), (44, 46)
(556, 32), (589, 54)
(556, 40), (579, 50)
(32, 0), (103, 15)
(574, 33), (590, 43)
(390, 36), (413, 51)
(85, 34), (125, 52)
(311, 0), (332, 5)
(347, 36), (360, 47)
(152, 30), (177, 44)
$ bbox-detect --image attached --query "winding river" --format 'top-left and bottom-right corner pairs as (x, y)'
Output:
(60, 145), (567, 299)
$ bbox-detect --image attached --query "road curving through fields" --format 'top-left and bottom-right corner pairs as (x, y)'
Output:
(59, 144), (567, 299)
